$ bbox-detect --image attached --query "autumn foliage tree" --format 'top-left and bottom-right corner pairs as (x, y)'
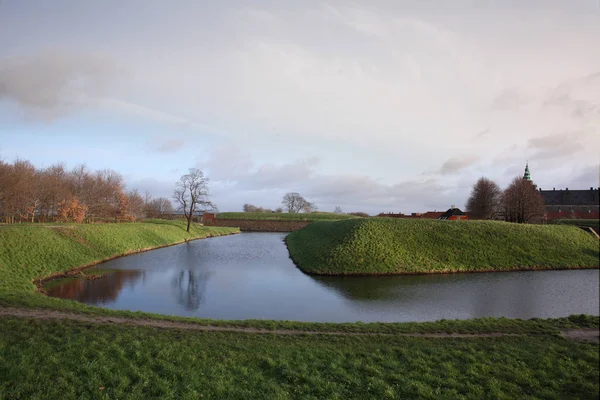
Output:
(0, 157), (153, 224)
(56, 196), (88, 223)
(502, 177), (546, 223)
(465, 177), (502, 220)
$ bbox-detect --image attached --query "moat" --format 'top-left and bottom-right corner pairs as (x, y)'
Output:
(46, 232), (600, 322)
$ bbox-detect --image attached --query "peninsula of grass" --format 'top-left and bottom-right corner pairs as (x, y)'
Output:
(285, 218), (600, 275)
(0, 220), (239, 304)
(217, 211), (359, 221)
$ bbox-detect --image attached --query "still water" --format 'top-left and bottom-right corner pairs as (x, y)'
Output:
(46, 232), (599, 322)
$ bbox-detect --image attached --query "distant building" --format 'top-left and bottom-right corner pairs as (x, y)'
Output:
(539, 187), (599, 221)
(522, 163), (599, 221)
(438, 206), (468, 221)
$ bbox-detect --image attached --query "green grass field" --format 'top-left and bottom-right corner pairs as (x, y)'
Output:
(286, 218), (600, 275)
(217, 212), (359, 221)
(0, 220), (238, 304)
(0, 317), (598, 400)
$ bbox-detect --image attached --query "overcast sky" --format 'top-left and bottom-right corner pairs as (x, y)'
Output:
(1, 0), (599, 214)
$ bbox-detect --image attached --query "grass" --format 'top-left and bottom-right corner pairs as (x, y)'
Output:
(0, 219), (238, 300)
(286, 218), (600, 275)
(0, 318), (598, 400)
(217, 212), (359, 221)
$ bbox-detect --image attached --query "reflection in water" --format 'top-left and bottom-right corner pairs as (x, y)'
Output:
(46, 270), (143, 304)
(44, 232), (600, 322)
(170, 271), (214, 311)
(311, 275), (435, 301)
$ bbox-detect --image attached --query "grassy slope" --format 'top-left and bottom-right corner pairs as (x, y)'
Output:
(1, 318), (598, 400)
(286, 218), (600, 275)
(0, 220), (238, 302)
(217, 212), (358, 221)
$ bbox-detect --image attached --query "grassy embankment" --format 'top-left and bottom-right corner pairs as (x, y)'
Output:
(1, 317), (599, 399)
(217, 212), (358, 221)
(286, 218), (600, 275)
(0, 220), (239, 309)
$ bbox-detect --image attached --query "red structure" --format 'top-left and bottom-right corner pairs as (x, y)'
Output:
(438, 207), (468, 221)
(201, 212), (216, 225)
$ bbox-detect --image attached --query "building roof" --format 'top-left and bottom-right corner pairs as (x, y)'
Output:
(539, 188), (599, 206)
(523, 162), (532, 181)
(438, 207), (466, 220)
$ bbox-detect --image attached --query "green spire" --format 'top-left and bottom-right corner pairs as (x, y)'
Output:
(523, 162), (531, 181)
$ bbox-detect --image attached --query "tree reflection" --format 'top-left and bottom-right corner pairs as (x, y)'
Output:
(46, 270), (143, 304)
(170, 270), (214, 311)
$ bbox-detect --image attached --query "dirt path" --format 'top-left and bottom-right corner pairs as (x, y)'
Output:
(0, 307), (598, 341)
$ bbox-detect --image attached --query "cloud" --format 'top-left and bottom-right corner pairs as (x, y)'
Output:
(0, 49), (119, 120)
(543, 72), (600, 119)
(149, 137), (185, 153)
(560, 164), (600, 189)
(199, 145), (465, 213)
(527, 133), (585, 160)
(437, 155), (479, 175)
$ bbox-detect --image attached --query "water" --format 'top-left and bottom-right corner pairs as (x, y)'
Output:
(46, 232), (600, 322)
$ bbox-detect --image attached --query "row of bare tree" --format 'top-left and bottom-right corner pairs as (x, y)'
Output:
(0, 158), (174, 223)
(242, 204), (283, 213)
(243, 192), (318, 214)
(465, 176), (546, 223)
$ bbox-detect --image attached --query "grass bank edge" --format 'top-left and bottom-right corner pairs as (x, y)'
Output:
(286, 218), (600, 275)
(35, 230), (240, 289)
(0, 220), (238, 304)
(1, 295), (597, 335)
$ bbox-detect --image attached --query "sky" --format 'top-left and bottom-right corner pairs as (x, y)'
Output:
(1, 0), (599, 214)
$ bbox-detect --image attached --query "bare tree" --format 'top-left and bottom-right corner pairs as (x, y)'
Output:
(243, 204), (265, 212)
(173, 168), (216, 232)
(334, 206), (343, 214)
(502, 177), (545, 223)
(465, 177), (502, 220)
(127, 190), (146, 220)
(302, 201), (318, 213)
(281, 192), (316, 213)
(146, 197), (174, 218)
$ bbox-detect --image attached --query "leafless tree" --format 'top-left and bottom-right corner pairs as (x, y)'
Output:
(281, 192), (317, 213)
(502, 177), (545, 223)
(334, 206), (343, 214)
(302, 201), (318, 213)
(127, 190), (146, 220)
(173, 168), (216, 232)
(243, 204), (266, 212)
(146, 197), (174, 218)
(465, 177), (502, 220)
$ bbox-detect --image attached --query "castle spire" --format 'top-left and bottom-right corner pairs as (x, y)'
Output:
(523, 162), (531, 181)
